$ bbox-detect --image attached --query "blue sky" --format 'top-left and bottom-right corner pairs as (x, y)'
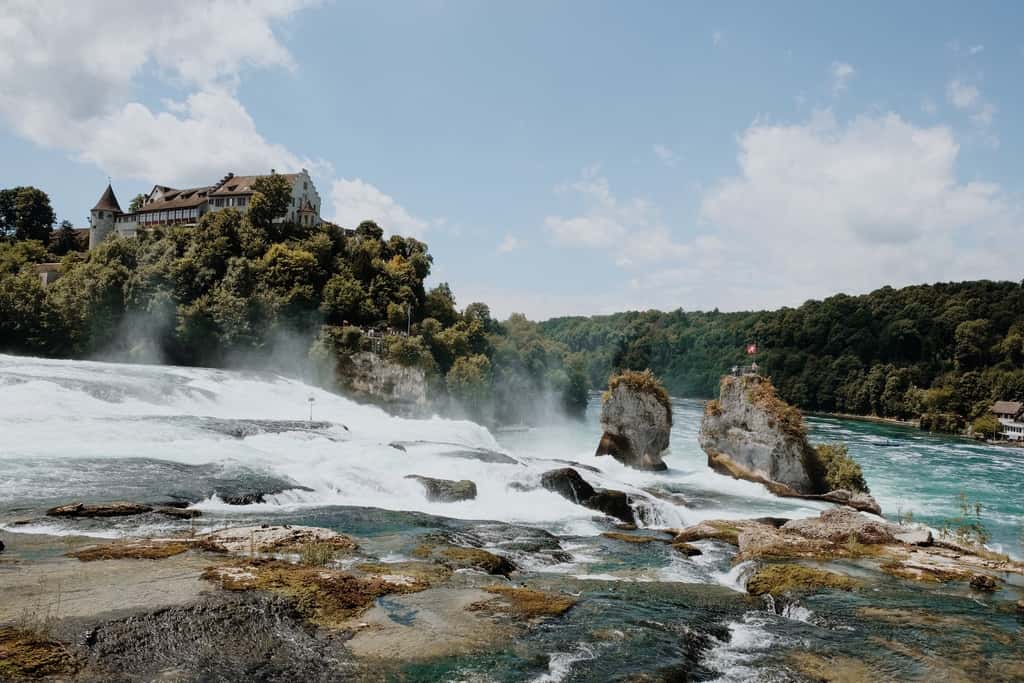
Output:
(2, 1), (1021, 318)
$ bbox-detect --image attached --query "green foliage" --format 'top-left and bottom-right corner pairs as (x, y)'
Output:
(0, 186), (55, 241)
(50, 221), (81, 256)
(128, 194), (146, 213)
(970, 413), (1001, 439)
(446, 354), (492, 407)
(540, 280), (1024, 430)
(386, 335), (433, 369)
(248, 173), (293, 232)
(809, 443), (869, 493)
(0, 240), (48, 274)
(940, 492), (991, 547)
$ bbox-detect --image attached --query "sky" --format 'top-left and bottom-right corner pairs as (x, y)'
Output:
(1, 1), (1022, 320)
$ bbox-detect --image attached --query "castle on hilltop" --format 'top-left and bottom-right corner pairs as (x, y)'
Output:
(89, 169), (322, 250)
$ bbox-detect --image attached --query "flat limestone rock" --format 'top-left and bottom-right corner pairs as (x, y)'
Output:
(200, 525), (358, 554)
(781, 508), (896, 545)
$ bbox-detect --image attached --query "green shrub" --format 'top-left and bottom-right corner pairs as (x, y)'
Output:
(970, 413), (1000, 439)
(746, 377), (806, 439)
(605, 369), (672, 419)
(386, 334), (432, 369)
(810, 443), (869, 493)
(940, 492), (990, 547)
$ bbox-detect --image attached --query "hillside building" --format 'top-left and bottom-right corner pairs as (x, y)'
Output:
(89, 169), (321, 249)
(991, 400), (1024, 441)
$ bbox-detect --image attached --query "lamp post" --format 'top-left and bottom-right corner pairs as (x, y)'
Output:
(307, 395), (315, 422)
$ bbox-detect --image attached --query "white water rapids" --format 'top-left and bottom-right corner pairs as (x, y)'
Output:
(0, 354), (833, 541)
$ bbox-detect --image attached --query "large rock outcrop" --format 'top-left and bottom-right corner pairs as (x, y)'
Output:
(338, 351), (428, 413)
(595, 370), (672, 471)
(699, 374), (879, 513)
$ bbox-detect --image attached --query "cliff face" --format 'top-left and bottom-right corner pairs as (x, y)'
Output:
(595, 370), (672, 471)
(337, 351), (428, 413)
(699, 374), (818, 494)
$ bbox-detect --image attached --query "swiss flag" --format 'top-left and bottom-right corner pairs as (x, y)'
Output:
(746, 343), (758, 355)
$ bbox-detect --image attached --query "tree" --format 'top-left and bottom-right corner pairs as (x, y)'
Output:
(0, 187), (56, 241)
(248, 173), (293, 230)
(971, 413), (1000, 440)
(129, 194), (146, 213)
(425, 282), (458, 327)
(446, 354), (493, 407)
(50, 220), (81, 256)
(954, 319), (991, 371)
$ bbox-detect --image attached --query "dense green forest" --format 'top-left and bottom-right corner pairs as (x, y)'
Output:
(541, 281), (1024, 433)
(0, 181), (586, 425)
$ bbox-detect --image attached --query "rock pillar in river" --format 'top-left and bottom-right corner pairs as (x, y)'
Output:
(699, 374), (880, 514)
(595, 370), (672, 471)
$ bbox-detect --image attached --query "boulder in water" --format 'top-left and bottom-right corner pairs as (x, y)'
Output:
(595, 370), (671, 471)
(405, 475), (477, 502)
(47, 501), (153, 518)
(699, 375), (880, 513)
(540, 467), (596, 503)
(540, 467), (637, 525)
(0, 538), (4, 553)
(968, 573), (998, 592)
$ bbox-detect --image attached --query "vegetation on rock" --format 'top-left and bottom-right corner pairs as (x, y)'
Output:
(746, 563), (861, 596)
(68, 541), (191, 561)
(808, 444), (869, 494)
(0, 627), (76, 680)
(480, 585), (576, 617)
(604, 368), (672, 418)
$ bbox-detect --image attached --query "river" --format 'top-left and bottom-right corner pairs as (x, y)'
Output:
(1, 354), (1021, 681)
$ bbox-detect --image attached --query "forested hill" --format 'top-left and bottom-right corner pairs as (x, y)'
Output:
(541, 280), (1024, 431)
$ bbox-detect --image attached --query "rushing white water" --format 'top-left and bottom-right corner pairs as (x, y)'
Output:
(0, 354), (833, 542)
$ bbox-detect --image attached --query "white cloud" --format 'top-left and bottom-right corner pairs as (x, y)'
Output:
(712, 31), (724, 48)
(658, 110), (1019, 310)
(545, 166), (689, 266)
(0, 0), (320, 186)
(830, 61), (856, 96)
(653, 143), (677, 166)
(331, 178), (429, 237)
(946, 79), (998, 146)
(947, 80), (979, 109)
(921, 97), (937, 115)
(497, 234), (525, 253)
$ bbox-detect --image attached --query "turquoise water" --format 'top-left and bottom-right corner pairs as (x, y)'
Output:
(807, 414), (1024, 557)
(501, 395), (1024, 558)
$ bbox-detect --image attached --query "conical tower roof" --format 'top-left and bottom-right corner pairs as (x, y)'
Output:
(92, 183), (122, 213)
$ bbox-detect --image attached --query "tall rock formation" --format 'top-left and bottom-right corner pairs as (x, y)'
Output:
(699, 374), (880, 514)
(595, 370), (672, 471)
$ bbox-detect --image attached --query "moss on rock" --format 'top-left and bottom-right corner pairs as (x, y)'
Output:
(746, 563), (861, 596)
(480, 585), (576, 618)
(202, 559), (420, 627)
(68, 540), (191, 562)
(0, 627), (77, 680)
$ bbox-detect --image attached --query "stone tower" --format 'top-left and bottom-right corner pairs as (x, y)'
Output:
(89, 183), (122, 250)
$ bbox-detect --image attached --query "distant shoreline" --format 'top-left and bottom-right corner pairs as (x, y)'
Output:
(808, 411), (919, 429)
